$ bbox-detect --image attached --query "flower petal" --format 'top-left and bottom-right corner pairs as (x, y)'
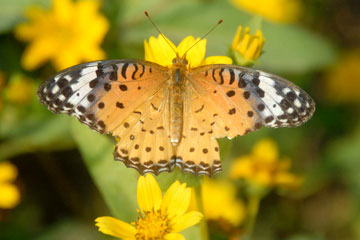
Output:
(144, 35), (176, 67)
(161, 181), (191, 220)
(245, 38), (260, 60)
(53, 48), (82, 71)
(0, 183), (20, 209)
(177, 36), (206, 68)
(144, 39), (155, 63)
(14, 6), (45, 41)
(171, 211), (203, 232)
(231, 25), (242, 49)
(164, 233), (186, 240)
(229, 156), (253, 179)
(201, 179), (246, 226)
(137, 174), (162, 212)
(202, 56), (233, 65)
(275, 173), (303, 189)
(95, 216), (136, 239)
(80, 46), (106, 63)
(0, 162), (18, 182)
(53, 0), (73, 24)
(14, 0), (109, 71)
(176, 35), (196, 56)
(230, 0), (302, 23)
(74, 0), (109, 44)
(21, 37), (58, 70)
(252, 138), (279, 163)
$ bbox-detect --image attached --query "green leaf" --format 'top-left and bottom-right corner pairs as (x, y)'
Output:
(0, 0), (49, 34)
(35, 219), (107, 240)
(70, 119), (139, 221)
(156, 169), (203, 190)
(326, 124), (360, 197)
(0, 114), (75, 161)
(286, 234), (324, 240)
(259, 23), (337, 74)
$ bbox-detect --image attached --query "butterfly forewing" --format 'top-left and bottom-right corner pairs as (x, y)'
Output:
(189, 64), (315, 136)
(38, 60), (170, 134)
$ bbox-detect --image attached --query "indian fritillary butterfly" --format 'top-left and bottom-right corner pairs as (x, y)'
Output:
(38, 39), (315, 177)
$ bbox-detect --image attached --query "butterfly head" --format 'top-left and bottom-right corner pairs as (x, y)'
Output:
(172, 54), (188, 68)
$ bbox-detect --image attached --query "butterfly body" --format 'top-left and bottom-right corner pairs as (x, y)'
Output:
(38, 57), (315, 176)
(169, 57), (188, 146)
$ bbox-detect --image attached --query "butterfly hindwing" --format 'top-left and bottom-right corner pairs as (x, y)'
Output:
(113, 87), (176, 175)
(175, 87), (222, 176)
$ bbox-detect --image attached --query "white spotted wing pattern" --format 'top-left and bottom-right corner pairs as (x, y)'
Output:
(38, 59), (315, 176)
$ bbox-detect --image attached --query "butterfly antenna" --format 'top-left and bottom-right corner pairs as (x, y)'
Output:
(144, 11), (178, 56)
(182, 19), (223, 58)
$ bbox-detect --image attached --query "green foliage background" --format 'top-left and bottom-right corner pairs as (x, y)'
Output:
(0, 0), (359, 240)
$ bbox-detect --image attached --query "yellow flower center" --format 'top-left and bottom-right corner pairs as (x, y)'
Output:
(135, 210), (169, 240)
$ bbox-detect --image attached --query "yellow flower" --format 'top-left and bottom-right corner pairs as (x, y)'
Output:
(14, 0), (109, 71)
(230, 139), (303, 189)
(4, 74), (35, 104)
(230, 0), (302, 23)
(96, 174), (202, 240)
(144, 35), (232, 68)
(325, 49), (360, 104)
(201, 178), (246, 226)
(231, 26), (265, 66)
(0, 161), (20, 209)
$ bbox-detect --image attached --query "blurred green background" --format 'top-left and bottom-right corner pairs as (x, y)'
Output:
(0, 0), (360, 239)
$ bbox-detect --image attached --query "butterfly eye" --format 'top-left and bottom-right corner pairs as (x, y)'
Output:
(182, 58), (188, 65)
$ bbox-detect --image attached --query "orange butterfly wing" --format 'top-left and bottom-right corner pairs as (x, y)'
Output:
(173, 64), (315, 176)
(38, 60), (177, 174)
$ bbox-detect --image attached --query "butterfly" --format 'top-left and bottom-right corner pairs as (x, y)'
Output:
(37, 37), (315, 177)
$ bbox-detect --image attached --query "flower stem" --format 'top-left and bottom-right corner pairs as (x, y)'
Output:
(243, 194), (261, 240)
(194, 183), (209, 240)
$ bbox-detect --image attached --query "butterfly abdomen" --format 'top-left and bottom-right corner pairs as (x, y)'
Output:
(169, 68), (186, 146)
